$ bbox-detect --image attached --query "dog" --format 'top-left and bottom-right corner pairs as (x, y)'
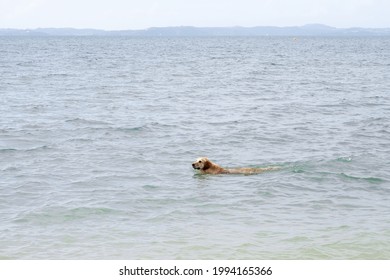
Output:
(192, 157), (279, 175)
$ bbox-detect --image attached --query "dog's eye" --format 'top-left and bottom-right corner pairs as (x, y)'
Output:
(198, 161), (202, 163)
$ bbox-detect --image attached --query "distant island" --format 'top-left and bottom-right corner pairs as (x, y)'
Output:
(1, 24), (390, 36)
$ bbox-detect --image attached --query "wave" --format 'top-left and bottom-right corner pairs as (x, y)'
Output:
(336, 156), (353, 162)
(0, 148), (18, 153)
(0, 145), (50, 153)
(64, 118), (147, 132)
(339, 173), (386, 183)
(15, 206), (122, 225)
(113, 126), (144, 133)
(65, 118), (112, 126)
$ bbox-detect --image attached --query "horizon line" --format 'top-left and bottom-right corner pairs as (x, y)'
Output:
(2, 24), (390, 31)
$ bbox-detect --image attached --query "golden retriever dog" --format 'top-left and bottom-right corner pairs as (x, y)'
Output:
(192, 157), (279, 175)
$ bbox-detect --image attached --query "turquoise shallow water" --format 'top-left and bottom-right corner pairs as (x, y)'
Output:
(0, 37), (390, 259)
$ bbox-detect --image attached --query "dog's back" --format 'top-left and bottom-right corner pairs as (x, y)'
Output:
(225, 166), (280, 174)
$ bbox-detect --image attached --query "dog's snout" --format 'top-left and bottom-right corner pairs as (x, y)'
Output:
(192, 163), (195, 167)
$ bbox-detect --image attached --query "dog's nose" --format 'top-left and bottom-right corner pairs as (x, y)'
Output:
(192, 163), (195, 168)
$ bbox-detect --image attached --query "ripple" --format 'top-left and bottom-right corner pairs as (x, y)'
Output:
(65, 118), (112, 126)
(339, 173), (386, 183)
(0, 148), (18, 153)
(15, 206), (122, 225)
(0, 145), (51, 152)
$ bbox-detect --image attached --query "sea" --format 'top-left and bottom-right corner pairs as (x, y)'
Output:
(0, 36), (389, 259)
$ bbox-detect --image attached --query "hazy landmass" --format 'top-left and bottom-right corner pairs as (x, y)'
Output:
(1, 24), (390, 36)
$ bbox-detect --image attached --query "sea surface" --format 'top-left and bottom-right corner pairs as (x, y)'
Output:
(1, 36), (390, 259)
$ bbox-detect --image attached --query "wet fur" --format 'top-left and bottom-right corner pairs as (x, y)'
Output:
(192, 157), (279, 175)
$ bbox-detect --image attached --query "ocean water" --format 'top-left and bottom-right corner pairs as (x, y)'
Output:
(1, 36), (390, 259)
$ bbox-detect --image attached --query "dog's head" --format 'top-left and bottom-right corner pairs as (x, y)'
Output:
(192, 157), (212, 171)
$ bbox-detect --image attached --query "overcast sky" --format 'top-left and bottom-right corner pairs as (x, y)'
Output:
(1, 0), (389, 30)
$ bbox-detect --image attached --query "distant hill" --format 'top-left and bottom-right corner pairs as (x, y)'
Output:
(1, 24), (390, 36)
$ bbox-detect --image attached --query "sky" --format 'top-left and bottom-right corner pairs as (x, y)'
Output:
(1, 0), (389, 30)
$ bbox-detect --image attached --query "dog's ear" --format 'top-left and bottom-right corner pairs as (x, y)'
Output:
(203, 159), (211, 170)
